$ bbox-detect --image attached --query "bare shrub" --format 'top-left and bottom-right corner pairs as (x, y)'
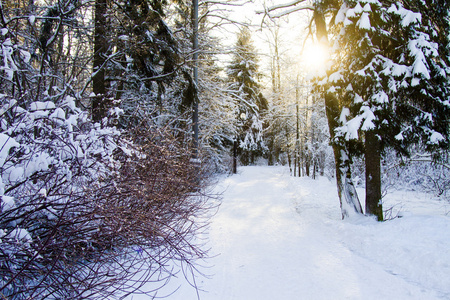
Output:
(0, 96), (214, 299)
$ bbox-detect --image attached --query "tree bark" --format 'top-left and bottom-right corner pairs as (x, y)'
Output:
(365, 130), (383, 221)
(325, 92), (363, 218)
(92, 0), (108, 122)
(305, 151), (310, 177)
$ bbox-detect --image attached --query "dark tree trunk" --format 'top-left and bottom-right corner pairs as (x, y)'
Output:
(305, 152), (310, 177)
(299, 142), (303, 177)
(312, 159), (316, 180)
(365, 130), (383, 221)
(92, 0), (108, 122)
(267, 136), (274, 166)
(233, 139), (237, 174)
(287, 150), (292, 173)
(293, 155), (297, 176)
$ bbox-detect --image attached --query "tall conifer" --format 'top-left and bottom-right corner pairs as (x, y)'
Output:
(228, 27), (268, 165)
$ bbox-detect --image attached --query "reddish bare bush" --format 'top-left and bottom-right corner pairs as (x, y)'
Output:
(0, 99), (215, 299)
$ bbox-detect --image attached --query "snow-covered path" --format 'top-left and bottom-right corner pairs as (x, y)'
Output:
(134, 166), (450, 299)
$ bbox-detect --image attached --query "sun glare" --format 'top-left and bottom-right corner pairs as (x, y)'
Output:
(301, 43), (329, 75)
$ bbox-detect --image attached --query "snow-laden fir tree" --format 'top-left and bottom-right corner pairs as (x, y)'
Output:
(109, 0), (187, 127)
(227, 27), (268, 165)
(316, 0), (450, 220)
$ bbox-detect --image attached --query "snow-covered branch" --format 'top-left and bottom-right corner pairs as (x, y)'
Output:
(256, 0), (313, 19)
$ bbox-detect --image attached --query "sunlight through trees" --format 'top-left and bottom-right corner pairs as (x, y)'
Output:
(1, 0), (449, 297)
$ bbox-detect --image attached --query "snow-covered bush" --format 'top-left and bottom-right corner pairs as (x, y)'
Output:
(0, 94), (210, 298)
(0, 6), (215, 298)
(382, 150), (450, 200)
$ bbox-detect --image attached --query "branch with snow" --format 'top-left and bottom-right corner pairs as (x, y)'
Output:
(256, 0), (313, 21)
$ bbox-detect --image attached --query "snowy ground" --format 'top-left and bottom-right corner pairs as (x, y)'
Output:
(130, 166), (450, 300)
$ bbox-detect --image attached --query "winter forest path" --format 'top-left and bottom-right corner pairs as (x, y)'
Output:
(148, 166), (449, 300)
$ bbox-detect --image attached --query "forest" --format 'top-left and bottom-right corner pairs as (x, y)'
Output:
(0, 0), (449, 298)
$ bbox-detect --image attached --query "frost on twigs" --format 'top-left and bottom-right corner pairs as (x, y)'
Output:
(0, 95), (214, 299)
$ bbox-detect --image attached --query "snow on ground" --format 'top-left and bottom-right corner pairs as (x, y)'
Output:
(130, 166), (450, 300)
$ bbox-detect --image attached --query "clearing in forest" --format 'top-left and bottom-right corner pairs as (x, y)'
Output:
(132, 166), (450, 300)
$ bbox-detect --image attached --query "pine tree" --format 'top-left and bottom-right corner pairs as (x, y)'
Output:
(256, 0), (449, 219)
(95, 0), (188, 128)
(319, 0), (450, 220)
(228, 27), (268, 165)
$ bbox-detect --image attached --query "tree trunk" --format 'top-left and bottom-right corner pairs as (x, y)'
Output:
(313, 159), (317, 180)
(233, 139), (237, 174)
(294, 156), (297, 176)
(299, 142), (304, 177)
(325, 92), (363, 218)
(365, 130), (383, 221)
(92, 0), (108, 122)
(287, 150), (292, 173)
(298, 157), (301, 177)
(314, 8), (363, 219)
(305, 151), (310, 177)
(333, 148), (363, 218)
